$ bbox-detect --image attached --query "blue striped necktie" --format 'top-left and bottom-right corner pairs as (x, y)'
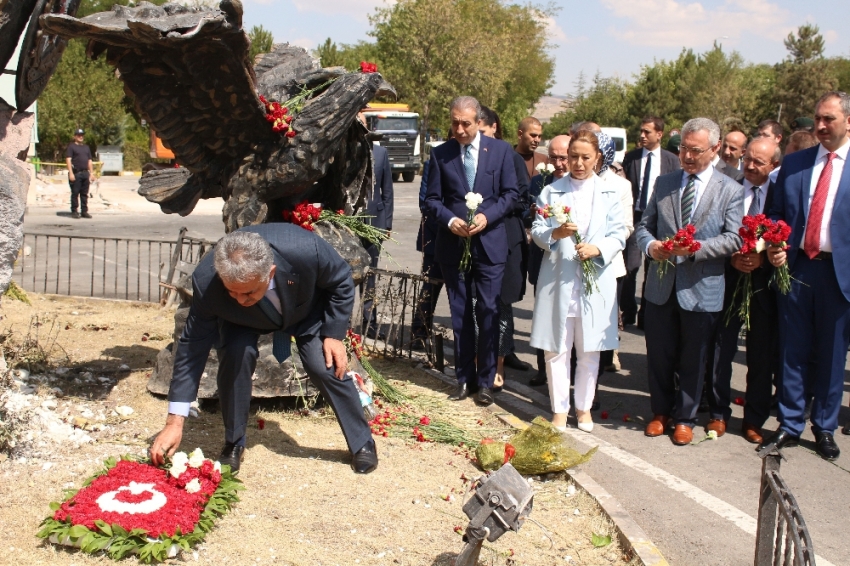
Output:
(463, 144), (476, 191)
(681, 174), (696, 225)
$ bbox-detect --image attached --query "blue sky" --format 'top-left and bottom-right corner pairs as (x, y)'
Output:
(242, 0), (850, 97)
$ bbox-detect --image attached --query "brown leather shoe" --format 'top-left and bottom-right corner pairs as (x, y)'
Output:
(742, 423), (763, 444)
(644, 415), (670, 437)
(706, 419), (727, 437)
(672, 424), (694, 445)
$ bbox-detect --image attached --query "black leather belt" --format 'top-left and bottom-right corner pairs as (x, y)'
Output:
(813, 251), (832, 260)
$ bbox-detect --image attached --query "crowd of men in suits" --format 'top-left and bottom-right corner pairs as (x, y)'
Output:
(415, 91), (850, 462)
(147, 90), (850, 477)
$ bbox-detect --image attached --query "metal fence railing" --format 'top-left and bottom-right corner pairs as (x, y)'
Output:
(14, 228), (212, 304)
(13, 229), (445, 365)
(754, 447), (816, 566)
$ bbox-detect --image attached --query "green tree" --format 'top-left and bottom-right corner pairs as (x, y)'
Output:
(543, 73), (630, 138)
(248, 25), (274, 62)
(314, 39), (381, 72)
(37, 39), (128, 161)
(370, 0), (553, 143)
(774, 25), (837, 128)
(834, 57), (850, 93)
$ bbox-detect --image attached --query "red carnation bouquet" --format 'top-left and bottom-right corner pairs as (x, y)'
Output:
(537, 204), (598, 294)
(654, 224), (701, 278)
(726, 214), (793, 328)
(257, 76), (337, 137)
(282, 199), (390, 246)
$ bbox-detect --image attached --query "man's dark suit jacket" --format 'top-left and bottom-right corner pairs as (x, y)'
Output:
(424, 136), (518, 265)
(622, 146), (681, 208)
(727, 182), (776, 313)
(364, 144), (393, 231)
(168, 223), (354, 404)
(769, 144), (850, 301)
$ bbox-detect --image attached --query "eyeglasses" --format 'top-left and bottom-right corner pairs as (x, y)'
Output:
(610, 165), (623, 173)
(549, 155), (569, 162)
(679, 145), (711, 155)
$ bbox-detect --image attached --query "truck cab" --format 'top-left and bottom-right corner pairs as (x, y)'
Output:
(361, 103), (420, 183)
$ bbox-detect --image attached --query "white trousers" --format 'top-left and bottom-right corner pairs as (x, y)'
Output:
(545, 316), (600, 415)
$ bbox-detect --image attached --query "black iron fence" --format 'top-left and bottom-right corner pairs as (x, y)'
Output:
(13, 230), (446, 365)
(14, 229), (212, 303)
(755, 448), (816, 566)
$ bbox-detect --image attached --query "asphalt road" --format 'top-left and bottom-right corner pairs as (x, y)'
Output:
(21, 175), (850, 565)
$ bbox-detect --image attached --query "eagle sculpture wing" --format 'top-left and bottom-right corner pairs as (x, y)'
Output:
(41, 1), (277, 214)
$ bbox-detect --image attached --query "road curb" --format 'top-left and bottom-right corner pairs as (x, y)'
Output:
(419, 365), (669, 566)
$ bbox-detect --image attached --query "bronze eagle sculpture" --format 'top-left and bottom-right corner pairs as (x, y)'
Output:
(41, 0), (396, 233)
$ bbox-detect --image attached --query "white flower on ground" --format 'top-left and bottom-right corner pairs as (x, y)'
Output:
(170, 452), (189, 478)
(185, 478), (201, 494)
(188, 448), (205, 468)
(707, 430), (718, 440)
(465, 192), (483, 211)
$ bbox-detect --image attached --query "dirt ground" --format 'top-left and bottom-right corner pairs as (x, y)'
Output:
(0, 293), (635, 566)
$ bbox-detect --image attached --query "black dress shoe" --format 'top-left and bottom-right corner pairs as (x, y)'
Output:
(476, 387), (494, 406)
(529, 372), (547, 386)
(814, 431), (840, 461)
(622, 312), (636, 326)
(351, 440), (378, 474)
(503, 353), (530, 371)
(757, 429), (800, 452)
(842, 422), (850, 436)
(218, 443), (245, 474)
(448, 383), (470, 401)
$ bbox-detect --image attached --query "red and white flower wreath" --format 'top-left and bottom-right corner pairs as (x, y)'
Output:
(37, 449), (242, 563)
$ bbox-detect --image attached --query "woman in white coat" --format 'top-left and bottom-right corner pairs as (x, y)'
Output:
(529, 130), (627, 432)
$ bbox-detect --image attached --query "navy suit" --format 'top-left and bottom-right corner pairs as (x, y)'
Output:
(706, 182), (778, 427)
(361, 144), (394, 330)
(169, 224), (372, 454)
(425, 135), (518, 388)
(769, 144), (850, 436)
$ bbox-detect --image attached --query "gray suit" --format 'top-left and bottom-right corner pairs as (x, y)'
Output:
(635, 166), (743, 426)
(636, 167), (743, 312)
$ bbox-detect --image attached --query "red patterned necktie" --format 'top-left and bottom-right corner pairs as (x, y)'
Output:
(803, 152), (837, 259)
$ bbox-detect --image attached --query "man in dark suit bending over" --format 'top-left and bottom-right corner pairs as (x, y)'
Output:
(425, 96), (518, 406)
(150, 225), (377, 474)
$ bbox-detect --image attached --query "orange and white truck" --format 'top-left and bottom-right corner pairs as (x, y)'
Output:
(360, 103), (420, 182)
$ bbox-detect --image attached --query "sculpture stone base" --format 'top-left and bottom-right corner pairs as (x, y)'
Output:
(147, 334), (317, 399)
(0, 102), (35, 294)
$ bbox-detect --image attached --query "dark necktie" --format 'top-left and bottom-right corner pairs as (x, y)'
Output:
(747, 185), (761, 216)
(257, 296), (290, 362)
(804, 152), (836, 259)
(681, 174), (696, 225)
(639, 152), (652, 211)
(463, 144), (476, 191)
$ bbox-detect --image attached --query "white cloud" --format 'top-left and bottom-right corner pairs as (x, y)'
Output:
(600, 0), (794, 48)
(540, 15), (568, 42)
(289, 0), (394, 18)
(824, 30), (839, 44)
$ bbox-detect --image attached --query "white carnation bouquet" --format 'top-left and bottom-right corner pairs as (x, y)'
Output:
(459, 192), (484, 273)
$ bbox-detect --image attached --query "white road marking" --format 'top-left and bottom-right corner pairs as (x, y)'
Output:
(563, 428), (837, 566)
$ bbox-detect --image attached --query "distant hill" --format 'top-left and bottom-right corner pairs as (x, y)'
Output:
(531, 95), (571, 123)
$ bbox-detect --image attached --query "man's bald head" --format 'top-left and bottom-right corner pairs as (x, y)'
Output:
(548, 135), (571, 178)
(742, 137), (780, 187)
(517, 116), (543, 153)
(721, 130), (748, 168)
